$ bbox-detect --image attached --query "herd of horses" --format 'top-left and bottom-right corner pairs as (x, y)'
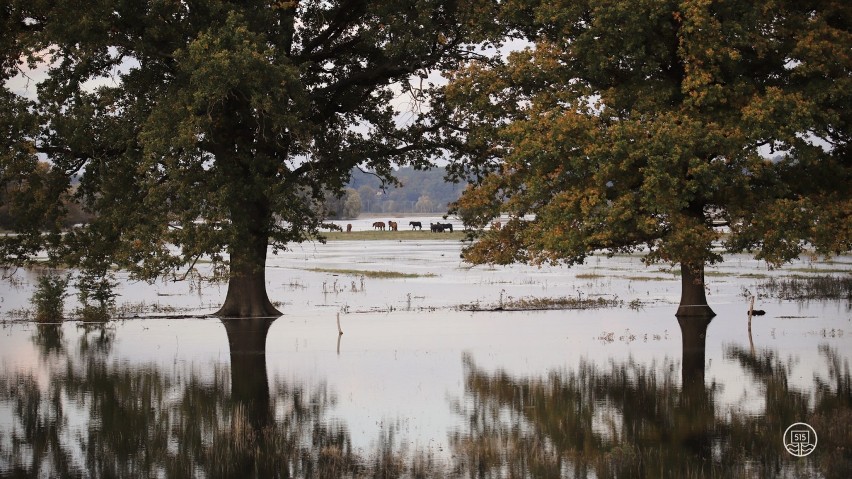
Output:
(339, 220), (454, 232)
(336, 220), (501, 233)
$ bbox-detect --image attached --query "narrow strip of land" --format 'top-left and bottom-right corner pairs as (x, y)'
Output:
(321, 230), (467, 241)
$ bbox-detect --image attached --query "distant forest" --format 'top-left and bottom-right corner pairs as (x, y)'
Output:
(1, 165), (464, 228)
(325, 166), (465, 218)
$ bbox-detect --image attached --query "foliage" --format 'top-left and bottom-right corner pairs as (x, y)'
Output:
(349, 166), (466, 213)
(433, 1), (851, 297)
(321, 187), (362, 220)
(30, 271), (69, 322)
(0, 0), (496, 316)
(74, 270), (117, 322)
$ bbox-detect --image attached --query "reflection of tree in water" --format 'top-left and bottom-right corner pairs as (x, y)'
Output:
(4, 317), (850, 478)
(450, 318), (851, 478)
(0, 318), (364, 478)
(31, 323), (66, 356)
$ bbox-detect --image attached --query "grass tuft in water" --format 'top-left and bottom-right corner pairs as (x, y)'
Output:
(306, 267), (436, 279)
(756, 275), (852, 301)
(460, 295), (622, 312)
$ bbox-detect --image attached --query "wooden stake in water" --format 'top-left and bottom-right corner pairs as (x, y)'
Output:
(748, 296), (755, 354)
(337, 312), (343, 335)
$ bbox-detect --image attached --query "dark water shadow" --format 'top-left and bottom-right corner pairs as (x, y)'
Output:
(0, 317), (368, 478)
(449, 316), (852, 478)
(2, 316), (849, 478)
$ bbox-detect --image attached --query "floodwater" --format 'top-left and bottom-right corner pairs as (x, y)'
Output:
(1, 227), (850, 477)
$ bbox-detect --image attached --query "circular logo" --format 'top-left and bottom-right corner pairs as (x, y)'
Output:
(783, 422), (817, 457)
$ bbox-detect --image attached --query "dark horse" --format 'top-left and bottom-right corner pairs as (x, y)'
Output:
(409, 221), (422, 230)
(430, 222), (453, 233)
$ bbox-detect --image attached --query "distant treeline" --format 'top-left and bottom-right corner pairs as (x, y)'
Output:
(324, 166), (465, 218)
(2, 164), (463, 227)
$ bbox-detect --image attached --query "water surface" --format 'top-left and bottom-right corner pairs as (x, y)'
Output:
(1, 237), (849, 477)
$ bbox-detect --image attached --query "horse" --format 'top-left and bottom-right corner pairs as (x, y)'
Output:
(430, 222), (444, 233)
(372, 221), (386, 231)
(388, 221), (398, 231)
(409, 221), (422, 230)
(346, 224), (352, 232)
(440, 223), (453, 232)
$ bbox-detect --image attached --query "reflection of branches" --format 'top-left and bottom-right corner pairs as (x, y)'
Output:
(725, 345), (851, 478)
(453, 348), (852, 478)
(1, 326), (446, 478)
(32, 323), (65, 356)
(452, 353), (717, 478)
(813, 346), (852, 479)
(0, 331), (364, 477)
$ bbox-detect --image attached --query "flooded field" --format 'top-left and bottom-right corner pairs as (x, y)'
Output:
(1, 228), (850, 477)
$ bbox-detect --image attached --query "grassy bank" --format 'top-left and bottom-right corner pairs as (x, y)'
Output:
(321, 230), (467, 241)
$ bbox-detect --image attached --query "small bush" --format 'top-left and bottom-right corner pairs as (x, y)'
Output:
(31, 272), (69, 323)
(75, 271), (118, 322)
(75, 305), (111, 323)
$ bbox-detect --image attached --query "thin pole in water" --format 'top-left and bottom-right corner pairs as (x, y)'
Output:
(748, 296), (755, 355)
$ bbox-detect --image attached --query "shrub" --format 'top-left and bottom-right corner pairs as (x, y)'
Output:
(31, 272), (69, 322)
(75, 271), (117, 322)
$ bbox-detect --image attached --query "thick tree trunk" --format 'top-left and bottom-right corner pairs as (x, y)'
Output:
(676, 262), (715, 317)
(215, 223), (281, 317)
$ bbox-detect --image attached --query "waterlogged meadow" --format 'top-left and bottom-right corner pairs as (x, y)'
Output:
(1, 223), (850, 477)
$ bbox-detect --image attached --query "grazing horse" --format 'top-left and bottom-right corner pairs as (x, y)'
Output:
(388, 221), (398, 231)
(440, 223), (453, 232)
(430, 222), (444, 232)
(346, 224), (352, 232)
(409, 221), (422, 230)
(372, 221), (386, 231)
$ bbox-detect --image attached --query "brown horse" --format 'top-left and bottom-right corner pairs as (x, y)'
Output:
(346, 224), (352, 232)
(372, 221), (386, 231)
(388, 221), (398, 231)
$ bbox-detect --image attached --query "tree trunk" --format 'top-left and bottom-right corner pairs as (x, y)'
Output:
(676, 262), (715, 317)
(215, 204), (281, 317)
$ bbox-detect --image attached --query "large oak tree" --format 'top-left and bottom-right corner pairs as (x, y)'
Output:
(1, 0), (493, 316)
(436, 0), (850, 316)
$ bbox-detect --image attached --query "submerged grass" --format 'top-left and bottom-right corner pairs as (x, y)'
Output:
(305, 267), (436, 279)
(460, 295), (623, 312)
(756, 275), (852, 301)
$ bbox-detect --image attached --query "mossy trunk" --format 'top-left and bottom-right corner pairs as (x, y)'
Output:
(676, 262), (715, 317)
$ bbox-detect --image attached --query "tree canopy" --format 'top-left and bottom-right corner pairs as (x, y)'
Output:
(1, 0), (494, 316)
(435, 0), (851, 316)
